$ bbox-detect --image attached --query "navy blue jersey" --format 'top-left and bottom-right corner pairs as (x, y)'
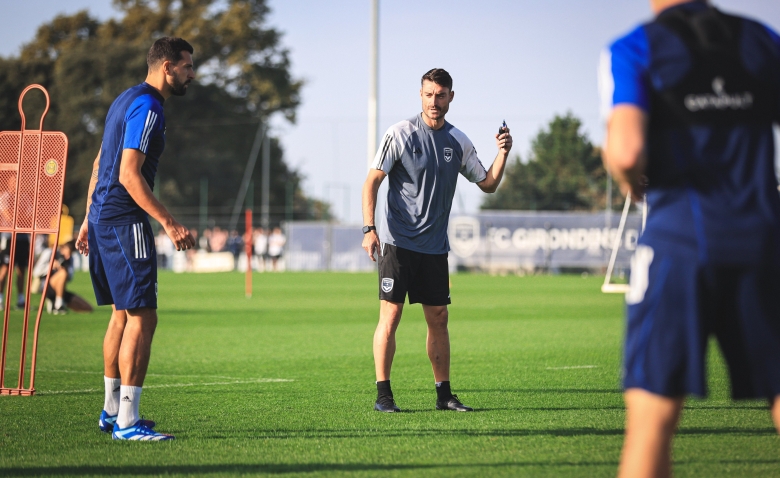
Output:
(371, 114), (487, 254)
(599, 2), (780, 264)
(89, 83), (166, 225)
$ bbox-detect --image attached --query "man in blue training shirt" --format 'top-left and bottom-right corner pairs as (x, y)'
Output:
(75, 37), (196, 441)
(362, 68), (513, 413)
(600, 0), (780, 475)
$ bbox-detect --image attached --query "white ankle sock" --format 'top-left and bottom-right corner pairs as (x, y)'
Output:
(116, 385), (142, 429)
(103, 376), (121, 415)
(54, 296), (63, 308)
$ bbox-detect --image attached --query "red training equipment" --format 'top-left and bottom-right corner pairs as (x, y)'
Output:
(0, 85), (68, 396)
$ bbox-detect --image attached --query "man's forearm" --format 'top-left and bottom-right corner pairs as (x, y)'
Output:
(83, 149), (102, 221)
(607, 155), (646, 200)
(122, 175), (174, 227)
(84, 174), (98, 220)
(362, 177), (381, 226)
(604, 105), (648, 200)
(479, 151), (509, 193)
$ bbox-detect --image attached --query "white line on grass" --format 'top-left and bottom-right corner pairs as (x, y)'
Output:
(36, 369), (262, 381)
(41, 378), (294, 395)
(545, 365), (599, 370)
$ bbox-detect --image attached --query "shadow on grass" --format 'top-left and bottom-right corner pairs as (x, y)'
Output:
(196, 426), (777, 440)
(456, 388), (622, 394)
(5, 458), (780, 476)
(1, 461), (616, 477)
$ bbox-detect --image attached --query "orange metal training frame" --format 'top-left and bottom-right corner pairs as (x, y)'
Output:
(0, 85), (68, 396)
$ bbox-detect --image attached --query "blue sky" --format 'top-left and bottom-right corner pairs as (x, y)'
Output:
(2, 0), (779, 223)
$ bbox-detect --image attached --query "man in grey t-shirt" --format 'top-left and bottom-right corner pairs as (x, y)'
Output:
(361, 68), (513, 412)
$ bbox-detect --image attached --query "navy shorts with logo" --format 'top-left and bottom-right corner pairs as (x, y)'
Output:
(377, 243), (450, 306)
(88, 220), (157, 310)
(624, 239), (780, 400)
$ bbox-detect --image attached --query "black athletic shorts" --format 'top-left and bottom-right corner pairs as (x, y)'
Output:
(44, 282), (74, 303)
(377, 244), (450, 305)
(0, 234), (30, 268)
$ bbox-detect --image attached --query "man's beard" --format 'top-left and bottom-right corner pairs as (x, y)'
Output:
(170, 77), (190, 96)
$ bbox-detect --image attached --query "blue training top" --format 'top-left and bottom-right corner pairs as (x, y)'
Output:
(599, 2), (780, 265)
(372, 114), (487, 255)
(89, 82), (166, 225)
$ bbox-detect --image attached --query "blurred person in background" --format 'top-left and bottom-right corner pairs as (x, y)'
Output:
(32, 240), (93, 315)
(209, 226), (227, 252)
(0, 233), (30, 309)
(267, 227), (285, 272)
(227, 229), (243, 269)
(199, 228), (211, 252)
(253, 227), (267, 271)
(600, 0), (780, 476)
(155, 228), (174, 270)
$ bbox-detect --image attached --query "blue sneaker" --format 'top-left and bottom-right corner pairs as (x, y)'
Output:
(112, 421), (174, 441)
(99, 411), (156, 433)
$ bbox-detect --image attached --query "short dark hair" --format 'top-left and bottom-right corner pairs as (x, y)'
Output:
(147, 37), (194, 70)
(421, 68), (453, 90)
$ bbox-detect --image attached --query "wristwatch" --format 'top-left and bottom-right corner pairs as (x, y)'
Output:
(362, 225), (376, 234)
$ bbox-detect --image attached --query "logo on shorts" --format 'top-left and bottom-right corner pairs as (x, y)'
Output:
(155, 282), (158, 298)
(44, 160), (58, 176)
(443, 148), (453, 162)
(381, 278), (394, 293)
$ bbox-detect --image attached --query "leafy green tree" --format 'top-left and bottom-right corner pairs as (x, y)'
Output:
(482, 112), (619, 211)
(0, 0), (328, 226)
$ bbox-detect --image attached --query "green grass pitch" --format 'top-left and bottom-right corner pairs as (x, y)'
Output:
(0, 271), (778, 477)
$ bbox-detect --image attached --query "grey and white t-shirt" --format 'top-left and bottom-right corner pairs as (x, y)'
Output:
(372, 114), (487, 255)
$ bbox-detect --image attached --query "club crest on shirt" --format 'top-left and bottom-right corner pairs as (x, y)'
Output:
(443, 148), (453, 162)
(381, 278), (394, 293)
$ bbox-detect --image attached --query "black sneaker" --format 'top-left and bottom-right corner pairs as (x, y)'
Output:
(374, 396), (401, 413)
(436, 394), (473, 412)
(52, 305), (68, 315)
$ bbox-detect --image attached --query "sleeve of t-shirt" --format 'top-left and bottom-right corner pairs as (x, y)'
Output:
(123, 95), (163, 154)
(370, 127), (402, 175)
(458, 136), (487, 183)
(599, 25), (650, 122)
(764, 24), (780, 54)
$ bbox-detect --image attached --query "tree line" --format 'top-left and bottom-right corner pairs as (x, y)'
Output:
(0, 0), (328, 227)
(0, 1), (618, 221)
(482, 113), (622, 212)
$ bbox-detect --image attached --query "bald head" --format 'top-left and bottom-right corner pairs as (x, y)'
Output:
(650, 0), (707, 14)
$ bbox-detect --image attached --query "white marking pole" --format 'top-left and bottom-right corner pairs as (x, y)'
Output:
(602, 194), (632, 293)
(367, 0), (379, 170)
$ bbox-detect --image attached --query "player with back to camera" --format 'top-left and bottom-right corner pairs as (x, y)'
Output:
(75, 37), (196, 441)
(362, 68), (512, 412)
(600, 0), (780, 475)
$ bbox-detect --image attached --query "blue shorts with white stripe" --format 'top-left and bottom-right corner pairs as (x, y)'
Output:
(88, 219), (157, 310)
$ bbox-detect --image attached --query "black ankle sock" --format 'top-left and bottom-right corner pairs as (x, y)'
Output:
(435, 381), (452, 401)
(376, 380), (393, 400)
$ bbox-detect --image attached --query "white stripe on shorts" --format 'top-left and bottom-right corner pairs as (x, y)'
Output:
(133, 224), (139, 259)
(139, 223), (146, 259)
